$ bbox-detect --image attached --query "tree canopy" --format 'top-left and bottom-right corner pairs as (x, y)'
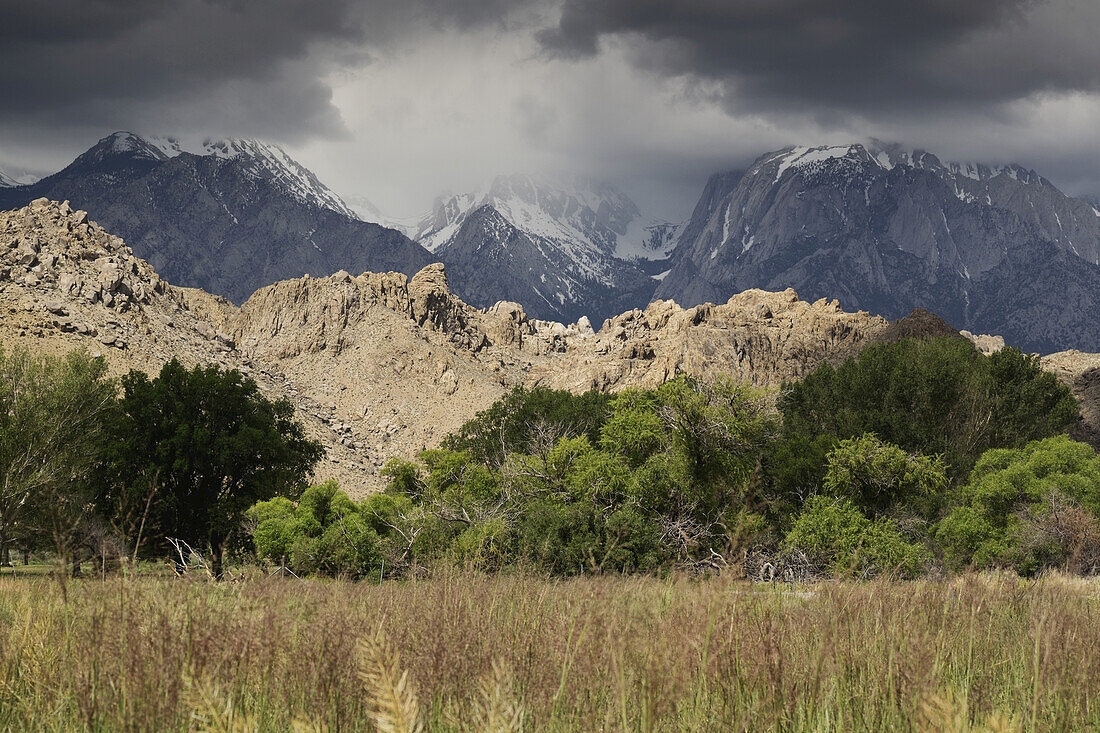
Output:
(100, 359), (323, 574)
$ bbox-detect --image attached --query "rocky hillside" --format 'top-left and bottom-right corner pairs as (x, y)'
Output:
(656, 143), (1100, 353)
(0, 132), (433, 304)
(527, 290), (889, 393)
(0, 198), (383, 492)
(3, 199), (1097, 496)
(1042, 350), (1100, 449)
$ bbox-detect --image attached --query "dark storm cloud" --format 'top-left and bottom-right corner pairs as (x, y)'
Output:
(537, 0), (1100, 118)
(0, 0), (539, 147)
(0, 0), (369, 142)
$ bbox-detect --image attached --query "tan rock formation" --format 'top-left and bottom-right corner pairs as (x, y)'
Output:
(3, 199), (1097, 498)
(528, 290), (889, 393)
(1042, 350), (1100, 449)
(0, 199), (377, 493)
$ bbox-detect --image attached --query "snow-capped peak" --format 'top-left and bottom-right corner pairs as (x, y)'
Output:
(0, 166), (38, 188)
(863, 139), (1047, 185)
(79, 132), (356, 218)
(413, 173), (673, 262)
(751, 140), (1052, 194)
(344, 194), (421, 236)
(194, 138), (357, 218)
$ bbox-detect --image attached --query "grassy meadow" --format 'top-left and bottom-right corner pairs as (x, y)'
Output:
(1, 571), (1098, 732)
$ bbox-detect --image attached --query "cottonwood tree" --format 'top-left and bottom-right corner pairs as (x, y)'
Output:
(101, 359), (323, 577)
(0, 347), (115, 573)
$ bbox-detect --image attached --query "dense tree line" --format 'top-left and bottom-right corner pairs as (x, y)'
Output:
(3, 336), (1094, 581)
(250, 338), (1094, 580)
(0, 349), (321, 577)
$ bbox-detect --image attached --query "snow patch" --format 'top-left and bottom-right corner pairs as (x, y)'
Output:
(97, 132), (358, 218)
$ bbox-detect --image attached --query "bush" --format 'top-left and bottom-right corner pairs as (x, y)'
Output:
(452, 518), (514, 571)
(937, 436), (1100, 574)
(249, 497), (310, 562)
(442, 386), (614, 464)
(248, 481), (382, 579)
(316, 515), (382, 578)
(515, 501), (663, 575)
(785, 496), (930, 578)
(822, 434), (948, 521)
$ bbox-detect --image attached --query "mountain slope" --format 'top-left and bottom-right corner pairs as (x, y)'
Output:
(0, 166), (40, 188)
(414, 174), (671, 323)
(0, 132), (433, 303)
(656, 143), (1100, 352)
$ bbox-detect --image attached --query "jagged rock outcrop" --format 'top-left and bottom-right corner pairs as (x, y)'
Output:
(3, 199), (1097, 497)
(528, 289), (889, 392)
(0, 199), (384, 493)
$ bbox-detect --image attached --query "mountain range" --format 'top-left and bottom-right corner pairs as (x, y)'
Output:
(406, 174), (676, 323)
(4, 199), (1098, 495)
(655, 143), (1100, 352)
(0, 132), (432, 303)
(5, 133), (1100, 351)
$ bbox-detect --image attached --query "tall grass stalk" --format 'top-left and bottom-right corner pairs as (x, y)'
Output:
(0, 570), (1096, 730)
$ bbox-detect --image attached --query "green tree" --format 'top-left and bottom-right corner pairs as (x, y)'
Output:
(442, 386), (613, 464)
(784, 496), (930, 578)
(0, 347), (115, 573)
(103, 359), (323, 576)
(822, 434), (949, 521)
(779, 338), (1077, 482)
(936, 436), (1100, 574)
(515, 501), (663, 575)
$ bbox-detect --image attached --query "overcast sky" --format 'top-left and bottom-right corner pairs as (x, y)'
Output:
(3, 0), (1100, 219)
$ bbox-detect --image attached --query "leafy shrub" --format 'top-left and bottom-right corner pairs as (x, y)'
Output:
(442, 386), (614, 464)
(937, 436), (1100, 574)
(248, 497), (311, 562)
(248, 481), (382, 579)
(515, 501), (663, 575)
(822, 434), (948, 520)
(316, 515), (382, 578)
(451, 518), (515, 571)
(784, 496), (930, 578)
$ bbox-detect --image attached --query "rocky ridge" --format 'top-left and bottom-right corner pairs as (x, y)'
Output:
(527, 290), (890, 393)
(3, 200), (1097, 496)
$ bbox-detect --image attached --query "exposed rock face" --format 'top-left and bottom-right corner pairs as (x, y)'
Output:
(0, 132), (433, 304)
(0, 199), (385, 493)
(1041, 351), (1100, 450)
(3, 200), (1097, 497)
(528, 290), (889, 392)
(657, 143), (1100, 353)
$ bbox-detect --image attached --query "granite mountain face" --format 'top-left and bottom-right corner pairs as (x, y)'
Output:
(412, 174), (677, 324)
(7, 134), (1100, 352)
(655, 143), (1100, 353)
(0, 132), (433, 304)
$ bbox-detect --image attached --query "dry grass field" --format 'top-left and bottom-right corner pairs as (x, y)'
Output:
(1, 570), (1098, 731)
